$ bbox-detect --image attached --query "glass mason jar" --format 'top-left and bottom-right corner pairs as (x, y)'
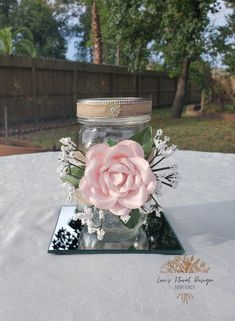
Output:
(76, 97), (152, 250)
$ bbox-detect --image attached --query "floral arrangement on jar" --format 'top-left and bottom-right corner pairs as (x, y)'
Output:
(57, 126), (178, 244)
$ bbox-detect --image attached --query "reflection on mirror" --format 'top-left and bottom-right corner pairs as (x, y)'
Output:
(48, 206), (184, 254)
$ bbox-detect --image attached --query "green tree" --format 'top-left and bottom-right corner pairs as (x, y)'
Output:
(98, 0), (219, 117)
(62, 0), (153, 66)
(156, 0), (219, 118)
(101, 0), (157, 69)
(73, 4), (93, 62)
(10, 0), (66, 59)
(0, 26), (36, 141)
(73, 0), (103, 63)
(62, 0), (220, 118)
(215, 1), (235, 73)
(0, 26), (36, 56)
(53, 0), (90, 61)
(0, 0), (17, 28)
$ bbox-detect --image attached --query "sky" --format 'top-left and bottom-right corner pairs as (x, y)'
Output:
(66, 0), (233, 62)
(209, 0), (233, 26)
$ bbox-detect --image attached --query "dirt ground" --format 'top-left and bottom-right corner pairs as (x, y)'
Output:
(0, 138), (46, 156)
(0, 118), (74, 156)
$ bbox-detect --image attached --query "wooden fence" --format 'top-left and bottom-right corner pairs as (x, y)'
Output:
(0, 55), (200, 125)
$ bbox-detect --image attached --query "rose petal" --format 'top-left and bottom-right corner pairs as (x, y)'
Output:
(98, 172), (108, 195)
(79, 176), (92, 204)
(110, 172), (124, 186)
(99, 159), (118, 173)
(129, 157), (153, 185)
(104, 144), (134, 162)
(119, 174), (133, 193)
(108, 163), (129, 174)
(103, 172), (129, 198)
(80, 140), (156, 211)
(146, 173), (157, 194)
(118, 140), (144, 158)
(84, 158), (102, 189)
(89, 187), (117, 209)
(130, 173), (141, 190)
(86, 143), (109, 162)
(103, 172), (120, 193)
(109, 202), (132, 216)
(119, 158), (136, 175)
(118, 185), (148, 209)
(117, 190), (129, 198)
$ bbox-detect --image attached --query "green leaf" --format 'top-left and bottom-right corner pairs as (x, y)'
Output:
(61, 174), (80, 188)
(70, 166), (85, 178)
(129, 126), (153, 158)
(128, 245), (136, 250)
(61, 165), (85, 188)
(120, 209), (140, 229)
(106, 138), (117, 146)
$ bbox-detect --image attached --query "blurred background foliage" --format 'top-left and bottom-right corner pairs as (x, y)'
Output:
(0, 0), (234, 118)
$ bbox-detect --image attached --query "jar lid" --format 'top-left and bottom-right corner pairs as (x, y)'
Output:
(77, 97), (152, 118)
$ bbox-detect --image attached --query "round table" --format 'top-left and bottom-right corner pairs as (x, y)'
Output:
(0, 150), (234, 321)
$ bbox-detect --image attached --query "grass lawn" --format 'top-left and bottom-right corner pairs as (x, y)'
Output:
(22, 108), (235, 153)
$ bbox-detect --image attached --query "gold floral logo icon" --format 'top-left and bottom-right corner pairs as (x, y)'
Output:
(176, 292), (193, 304)
(161, 255), (210, 273)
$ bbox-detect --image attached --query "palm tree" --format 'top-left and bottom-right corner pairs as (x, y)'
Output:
(0, 27), (36, 57)
(92, 0), (102, 64)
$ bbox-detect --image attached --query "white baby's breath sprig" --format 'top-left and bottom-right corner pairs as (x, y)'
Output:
(57, 137), (86, 204)
(140, 192), (162, 216)
(97, 228), (105, 241)
(62, 182), (75, 204)
(120, 214), (131, 223)
(98, 209), (105, 219)
(73, 207), (106, 240)
(87, 220), (97, 234)
(73, 212), (82, 221)
(58, 137), (77, 165)
(155, 129), (163, 137)
(151, 128), (178, 162)
(60, 137), (76, 148)
(57, 163), (69, 177)
(148, 129), (179, 193)
(154, 206), (162, 217)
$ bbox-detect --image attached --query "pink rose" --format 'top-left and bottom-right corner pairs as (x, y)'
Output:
(79, 140), (157, 216)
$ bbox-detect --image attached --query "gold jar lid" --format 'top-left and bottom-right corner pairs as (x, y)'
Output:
(77, 97), (152, 118)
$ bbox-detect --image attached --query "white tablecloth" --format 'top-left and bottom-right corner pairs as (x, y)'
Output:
(0, 150), (235, 321)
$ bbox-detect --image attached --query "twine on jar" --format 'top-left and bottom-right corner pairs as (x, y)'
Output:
(77, 97), (152, 118)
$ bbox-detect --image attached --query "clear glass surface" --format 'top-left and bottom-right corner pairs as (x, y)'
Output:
(77, 115), (151, 151)
(79, 211), (148, 250)
(76, 114), (151, 249)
